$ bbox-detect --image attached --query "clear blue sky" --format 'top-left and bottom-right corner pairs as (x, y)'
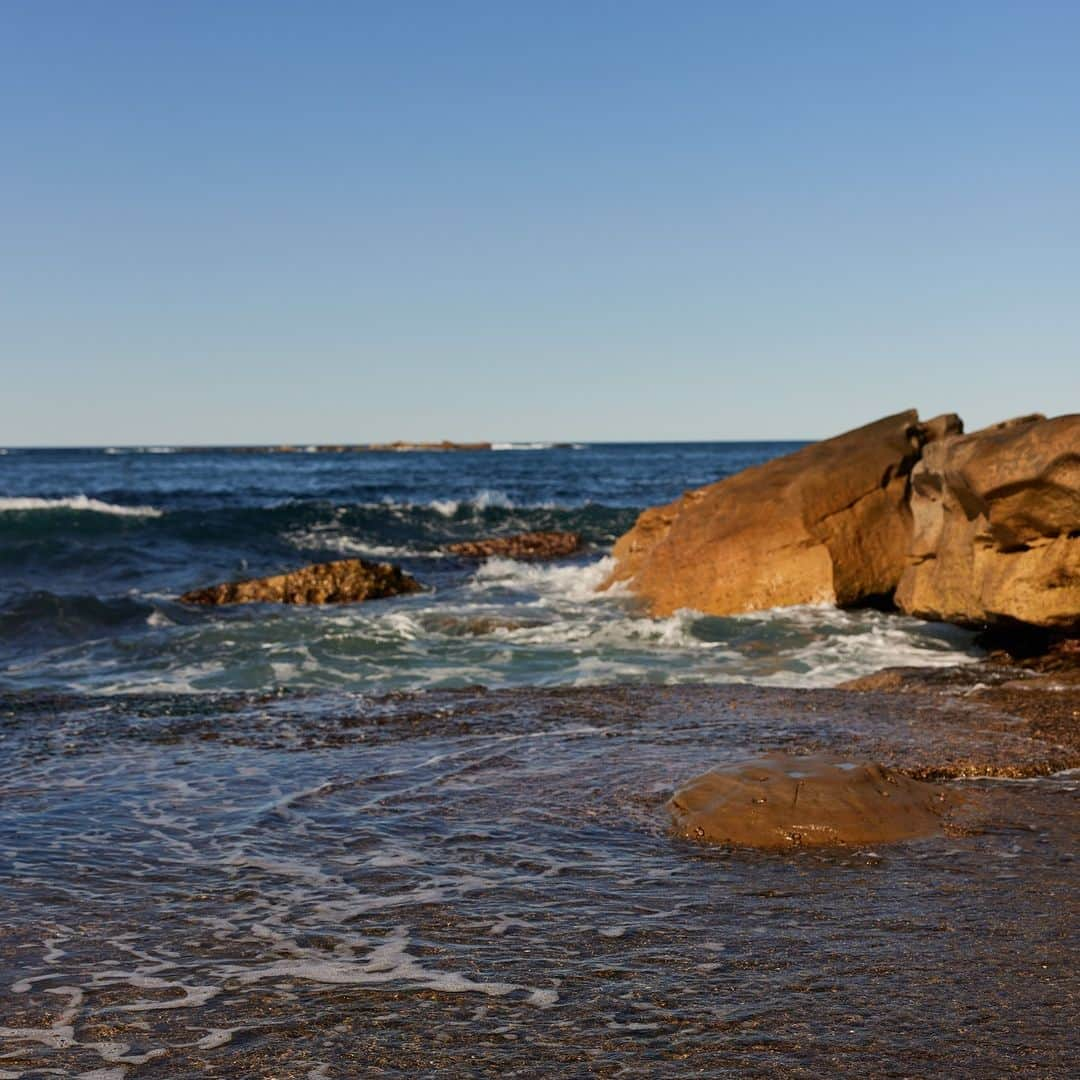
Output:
(3, 1), (1078, 445)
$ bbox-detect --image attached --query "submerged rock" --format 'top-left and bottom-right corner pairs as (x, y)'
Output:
(181, 558), (424, 606)
(895, 413), (1080, 630)
(605, 411), (958, 617)
(446, 531), (582, 560)
(668, 752), (953, 849)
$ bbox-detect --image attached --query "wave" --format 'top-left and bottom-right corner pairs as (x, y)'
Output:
(0, 495), (163, 518)
(284, 526), (443, 561)
(491, 442), (556, 451)
(428, 490), (520, 517)
(0, 591), (160, 643)
(470, 555), (615, 604)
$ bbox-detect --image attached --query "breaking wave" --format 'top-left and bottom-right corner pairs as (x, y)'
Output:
(0, 495), (163, 518)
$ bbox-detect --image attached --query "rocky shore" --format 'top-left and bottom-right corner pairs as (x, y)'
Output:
(605, 409), (1079, 635)
(597, 410), (1079, 848)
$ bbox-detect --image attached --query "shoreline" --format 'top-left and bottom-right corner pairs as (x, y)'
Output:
(2, 671), (1076, 1075)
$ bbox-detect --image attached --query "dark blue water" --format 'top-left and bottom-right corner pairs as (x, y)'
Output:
(0, 444), (977, 693)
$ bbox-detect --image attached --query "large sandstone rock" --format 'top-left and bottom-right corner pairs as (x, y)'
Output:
(445, 531), (582, 560)
(668, 753), (953, 849)
(606, 410), (958, 616)
(895, 414), (1080, 630)
(181, 558), (424, 606)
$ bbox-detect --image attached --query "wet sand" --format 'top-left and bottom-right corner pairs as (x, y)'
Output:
(0, 680), (1076, 1076)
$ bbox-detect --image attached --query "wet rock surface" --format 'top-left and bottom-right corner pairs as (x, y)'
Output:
(669, 753), (954, 849)
(445, 530), (583, 560)
(0, 682), (1076, 1076)
(840, 639), (1080, 776)
(180, 558), (424, 606)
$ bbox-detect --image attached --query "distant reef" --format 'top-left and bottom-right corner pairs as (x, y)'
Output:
(186, 440), (497, 454)
(605, 410), (1080, 637)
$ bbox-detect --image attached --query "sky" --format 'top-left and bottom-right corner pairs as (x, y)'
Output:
(2, 1), (1078, 445)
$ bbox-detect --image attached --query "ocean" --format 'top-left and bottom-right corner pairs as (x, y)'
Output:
(0, 442), (978, 695)
(3, 444), (1072, 1076)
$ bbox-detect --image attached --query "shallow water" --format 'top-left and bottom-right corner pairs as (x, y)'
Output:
(0, 444), (979, 694)
(1, 687), (1075, 1076)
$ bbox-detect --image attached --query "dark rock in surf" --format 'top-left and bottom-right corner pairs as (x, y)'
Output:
(446, 531), (582, 560)
(180, 558), (424, 606)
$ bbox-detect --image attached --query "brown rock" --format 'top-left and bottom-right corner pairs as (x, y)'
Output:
(895, 414), (1080, 629)
(446, 531), (582, 560)
(181, 558), (424, 606)
(668, 752), (954, 849)
(606, 411), (938, 616)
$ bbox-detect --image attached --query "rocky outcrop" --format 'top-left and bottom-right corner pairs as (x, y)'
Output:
(894, 414), (1080, 630)
(181, 558), (424, 606)
(668, 752), (953, 849)
(606, 411), (959, 616)
(606, 409), (1079, 632)
(446, 531), (582, 560)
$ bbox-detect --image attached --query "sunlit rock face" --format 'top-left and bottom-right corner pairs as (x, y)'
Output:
(668, 753), (954, 849)
(605, 411), (957, 617)
(606, 408), (1079, 635)
(895, 413), (1080, 631)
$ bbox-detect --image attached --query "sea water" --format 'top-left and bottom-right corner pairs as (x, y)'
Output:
(0, 442), (978, 694)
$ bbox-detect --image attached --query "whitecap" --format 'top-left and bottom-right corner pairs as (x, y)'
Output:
(0, 495), (163, 518)
(470, 555), (614, 603)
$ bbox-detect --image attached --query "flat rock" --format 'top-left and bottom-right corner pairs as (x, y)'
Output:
(181, 558), (424, 606)
(668, 752), (954, 849)
(446, 531), (582, 560)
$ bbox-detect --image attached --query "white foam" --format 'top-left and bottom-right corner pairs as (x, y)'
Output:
(0, 495), (162, 518)
(471, 556), (614, 604)
(286, 528), (436, 560)
(232, 928), (523, 998)
(491, 442), (555, 451)
(429, 489), (517, 516)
